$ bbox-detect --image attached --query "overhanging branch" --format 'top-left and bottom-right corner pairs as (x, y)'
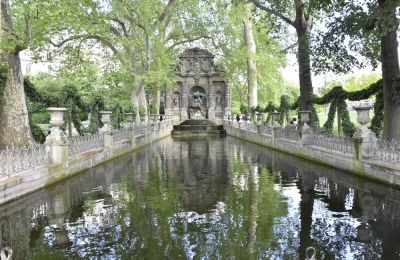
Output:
(251, 0), (295, 27)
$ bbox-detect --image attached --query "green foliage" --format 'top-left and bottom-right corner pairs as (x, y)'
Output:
(0, 63), (7, 107)
(61, 84), (86, 136)
(88, 94), (105, 134)
(239, 104), (247, 114)
(278, 95), (291, 125)
(148, 104), (157, 114)
(275, 79), (384, 137)
(264, 102), (277, 125)
(370, 91), (384, 137)
(30, 122), (46, 144)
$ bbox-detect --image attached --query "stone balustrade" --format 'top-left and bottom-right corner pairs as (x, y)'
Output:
(0, 108), (174, 205)
(223, 107), (400, 186)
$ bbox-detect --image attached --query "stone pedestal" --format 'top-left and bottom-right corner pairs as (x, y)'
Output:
(99, 111), (113, 150)
(45, 107), (68, 165)
(299, 111), (313, 145)
(352, 105), (377, 160)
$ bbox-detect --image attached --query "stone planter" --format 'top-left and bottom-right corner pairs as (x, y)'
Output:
(125, 113), (134, 123)
(353, 104), (372, 128)
(47, 107), (67, 136)
(99, 111), (112, 133)
(272, 112), (281, 128)
(140, 114), (146, 123)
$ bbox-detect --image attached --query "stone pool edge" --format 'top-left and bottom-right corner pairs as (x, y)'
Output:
(224, 124), (400, 188)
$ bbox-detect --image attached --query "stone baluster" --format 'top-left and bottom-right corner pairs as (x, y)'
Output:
(99, 111), (113, 150)
(352, 105), (376, 160)
(46, 107), (68, 165)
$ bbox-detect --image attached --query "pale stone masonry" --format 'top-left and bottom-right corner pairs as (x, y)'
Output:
(165, 48), (231, 125)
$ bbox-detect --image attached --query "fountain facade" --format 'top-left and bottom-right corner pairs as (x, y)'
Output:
(165, 48), (231, 124)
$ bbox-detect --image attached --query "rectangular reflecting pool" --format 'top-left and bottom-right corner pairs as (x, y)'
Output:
(1, 136), (400, 259)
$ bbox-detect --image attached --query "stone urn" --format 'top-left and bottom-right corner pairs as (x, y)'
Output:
(353, 104), (372, 128)
(99, 111), (112, 133)
(140, 113), (146, 123)
(353, 104), (373, 137)
(272, 112), (281, 128)
(47, 107), (67, 136)
(125, 113), (134, 128)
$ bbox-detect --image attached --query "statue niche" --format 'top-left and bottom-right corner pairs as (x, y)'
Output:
(189, 86), (207, 119)
(172, 92), (180, 110)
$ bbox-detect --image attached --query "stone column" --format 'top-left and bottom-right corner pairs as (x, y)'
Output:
(165, 89), (172, 116)
(45, 107), (68, 165)
(208, 77), (216, 121)
(99, 111), (113, 150)
(180, 78), (189, 121)
(224, 81), (231, 117)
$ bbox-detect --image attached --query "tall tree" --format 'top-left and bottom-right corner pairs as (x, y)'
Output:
(212, 0), (285, 112)
(242, 3), (258, 111)
(0, 0), (33, 146)
(313, 0), (400, 140)
(379, 0), (400, 140)
(251, 0), (315, 111)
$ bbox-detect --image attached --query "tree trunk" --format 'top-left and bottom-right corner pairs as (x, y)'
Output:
(295, 6), (313, 112)
(243, 4), (257, 112)
(380, 0), (400, 140)
(0, 0), (33, 147)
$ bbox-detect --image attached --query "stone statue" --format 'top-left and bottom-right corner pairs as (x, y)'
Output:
(192, 91), (204, 107)
(215, 93), (222, 108)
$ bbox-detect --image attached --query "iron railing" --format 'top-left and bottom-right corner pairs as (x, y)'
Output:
(280, 126), (300, 141)
(0, 144), (51, 176)
(68, 134), (104, 156)
(309, 133), (353, 155)
(113, 128), (129, 143)
(371, 139), (400, 164)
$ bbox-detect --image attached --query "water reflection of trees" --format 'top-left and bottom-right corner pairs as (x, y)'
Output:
(1, 137), (400, 258)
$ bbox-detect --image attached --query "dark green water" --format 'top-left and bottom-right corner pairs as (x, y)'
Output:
(1, 136), (400, 259)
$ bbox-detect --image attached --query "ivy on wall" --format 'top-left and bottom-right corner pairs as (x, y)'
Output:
(263, 79), (384, 137)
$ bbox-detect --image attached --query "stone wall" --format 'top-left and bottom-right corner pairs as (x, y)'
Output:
(224, 120), (400, 187)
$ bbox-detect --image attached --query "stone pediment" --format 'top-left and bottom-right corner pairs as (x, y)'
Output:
(179, 48), (214, 59)
(178, 48), (221, 76)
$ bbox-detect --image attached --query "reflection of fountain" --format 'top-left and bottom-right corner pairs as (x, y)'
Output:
(247, 164), (259, 255)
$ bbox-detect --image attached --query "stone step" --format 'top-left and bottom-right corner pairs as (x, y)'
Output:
(172, 129), (226, 137)
(180, 119), (215, 126)
(173, 125), (224, 131)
